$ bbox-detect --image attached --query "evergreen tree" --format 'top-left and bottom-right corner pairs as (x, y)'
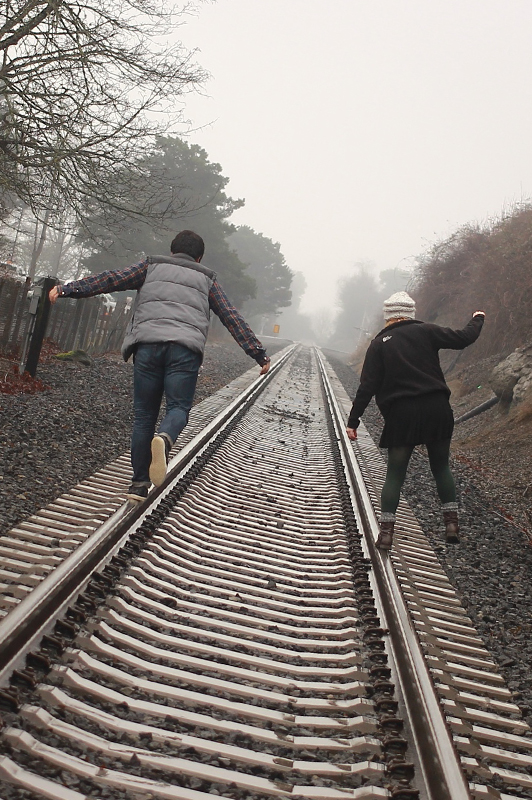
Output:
(79, 136), (256, 306)
(227, 225), (292, 319)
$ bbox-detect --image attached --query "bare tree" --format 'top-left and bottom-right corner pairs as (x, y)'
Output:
(0, 0), (205, 224)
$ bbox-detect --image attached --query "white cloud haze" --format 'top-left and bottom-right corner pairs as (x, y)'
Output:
(177, 0), (532, 311)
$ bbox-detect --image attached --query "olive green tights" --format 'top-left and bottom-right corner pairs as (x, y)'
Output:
(380, 439), (456, 515)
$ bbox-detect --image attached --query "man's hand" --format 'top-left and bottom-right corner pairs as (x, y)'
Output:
(48, 286), (60, 304)
(259, 361), (270, 375)
(346, 427), (357, 441)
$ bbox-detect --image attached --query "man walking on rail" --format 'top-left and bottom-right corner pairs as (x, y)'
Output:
(49, 230), (270, 502)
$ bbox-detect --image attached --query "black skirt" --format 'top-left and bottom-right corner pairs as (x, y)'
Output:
(379, 391), (454, 448)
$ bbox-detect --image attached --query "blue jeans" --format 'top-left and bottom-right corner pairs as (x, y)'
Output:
(131, 342), (201, 483)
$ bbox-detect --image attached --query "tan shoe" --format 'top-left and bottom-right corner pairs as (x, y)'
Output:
(149, 435), (170, 486)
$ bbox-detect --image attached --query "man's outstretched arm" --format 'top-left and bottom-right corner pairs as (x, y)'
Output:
(49, 260), (149, 303)
(209, 280), (270, 373)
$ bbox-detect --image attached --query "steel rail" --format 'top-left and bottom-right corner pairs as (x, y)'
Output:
(316, 348), (471, 800)
(0, 345), (397, 800)
(1, 345), (530, 800)
(0, 345), (297, 685)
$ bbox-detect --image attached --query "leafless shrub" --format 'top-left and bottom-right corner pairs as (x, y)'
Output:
(0, 0), (205, 224)
(413, 204), (532, 360)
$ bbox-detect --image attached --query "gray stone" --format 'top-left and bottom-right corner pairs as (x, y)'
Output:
(490, 342), (532, 405)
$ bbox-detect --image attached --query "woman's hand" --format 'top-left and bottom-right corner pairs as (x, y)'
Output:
(346, 427), (357, 441)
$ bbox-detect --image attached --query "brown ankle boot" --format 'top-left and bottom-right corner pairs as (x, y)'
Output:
(376, 520), (394, 551)
(443, 509), (460, 543)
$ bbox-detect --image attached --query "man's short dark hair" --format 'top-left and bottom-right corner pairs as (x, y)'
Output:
(170, 230), (205, 261)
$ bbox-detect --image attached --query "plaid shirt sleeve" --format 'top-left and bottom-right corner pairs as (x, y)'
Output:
(209, 280), (270, 366)
(57, 260), (149, 297)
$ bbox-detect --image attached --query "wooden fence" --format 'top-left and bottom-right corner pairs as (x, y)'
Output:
(0, 274), (133, 359)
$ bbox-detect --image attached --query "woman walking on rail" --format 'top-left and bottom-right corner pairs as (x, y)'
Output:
(346, 291), (485, 551)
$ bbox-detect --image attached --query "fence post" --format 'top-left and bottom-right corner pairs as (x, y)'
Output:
(75, 299), (95, 352)
(24, 277), (56, 377)
(65, 300), (83, 351)
(0, 282), (20, 353)
(8, 277), (31, 355)
(107, 299), (129, 352)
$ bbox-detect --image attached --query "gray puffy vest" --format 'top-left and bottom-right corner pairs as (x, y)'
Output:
(121, 254), (216, 362)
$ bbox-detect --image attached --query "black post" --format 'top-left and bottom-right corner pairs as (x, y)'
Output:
(24, 277), (56, 378)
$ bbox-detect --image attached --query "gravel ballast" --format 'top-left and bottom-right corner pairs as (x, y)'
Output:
(2, 343), (532, 729)
(0, 340), (270, 537)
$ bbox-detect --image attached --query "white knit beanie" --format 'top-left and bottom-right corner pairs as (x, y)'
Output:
(383, 291), (416, 321)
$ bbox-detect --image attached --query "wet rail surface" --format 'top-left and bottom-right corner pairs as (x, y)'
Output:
(0, 346), (530, 800)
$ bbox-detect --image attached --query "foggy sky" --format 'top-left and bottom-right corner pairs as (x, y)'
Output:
(177, 0), (532, 313)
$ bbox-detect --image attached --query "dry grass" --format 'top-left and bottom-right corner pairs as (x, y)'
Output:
(510, 392), (532, 424)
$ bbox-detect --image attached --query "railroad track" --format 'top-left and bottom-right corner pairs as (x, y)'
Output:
(0, 345), (531, 800)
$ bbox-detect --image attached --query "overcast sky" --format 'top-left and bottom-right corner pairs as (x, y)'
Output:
(177, 0), (532, 313)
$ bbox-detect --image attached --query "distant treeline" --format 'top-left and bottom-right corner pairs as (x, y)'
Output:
(414, 204), (532, 360)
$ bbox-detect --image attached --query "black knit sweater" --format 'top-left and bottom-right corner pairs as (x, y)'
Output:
(347, 315), (485, 429)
